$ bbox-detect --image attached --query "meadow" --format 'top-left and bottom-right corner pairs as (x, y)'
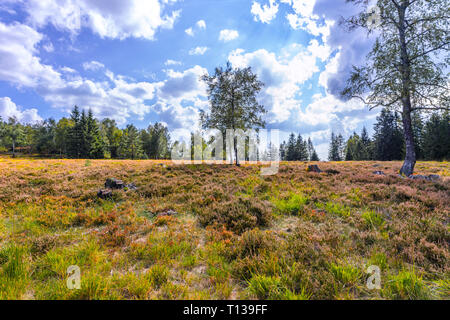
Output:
(0, 157), (448, 300)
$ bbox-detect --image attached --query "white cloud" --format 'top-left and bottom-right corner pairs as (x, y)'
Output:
(189, 46), (208, 55)
(0, 97), (42, 123)
(165, 59), (182, 66)
(82, 60), (105, 71)
(251, 0), (279, 24)
(185, 19), (207, 37)
(219, 29), (239, 42)
(0, 21), (62, 88)
(185, 27), (194, 36)
(21, 0), (181, 40)
(228, 42), (329, 123)
(196, 20), (206, 29)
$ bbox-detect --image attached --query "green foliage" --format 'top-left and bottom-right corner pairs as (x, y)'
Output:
(273, 193), (309, 215)
(247, 274), (310, 300)
(383, 269), (432, 300)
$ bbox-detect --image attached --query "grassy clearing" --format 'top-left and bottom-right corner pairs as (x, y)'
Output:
(0, 158), (449, 300)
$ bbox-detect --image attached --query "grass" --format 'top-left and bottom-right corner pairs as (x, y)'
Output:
(0, 158), (448, 299)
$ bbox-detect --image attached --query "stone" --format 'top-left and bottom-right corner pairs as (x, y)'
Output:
(373, 171), (385, 175)
(97, 189), (113, 199)
(125, 183), (138, 190)
(307, 165), (322, 173)
(409, 174), (440, 181)
(105, 178), (125, 189)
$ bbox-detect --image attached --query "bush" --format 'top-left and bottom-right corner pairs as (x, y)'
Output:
(198, 196), (272, 234)
(382, 269), (432, 300)
(247, 274), (310, 300)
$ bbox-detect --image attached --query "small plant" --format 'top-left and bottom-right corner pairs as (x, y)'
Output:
(247, 274), (310, 300)
(362, 210), (385, 229)
(317, 202), (352, 218)
(330, 262), (362, 287)
(148, 264), (169, 288)
(273, 193), (309, 215)
(383, 269), (432, 300)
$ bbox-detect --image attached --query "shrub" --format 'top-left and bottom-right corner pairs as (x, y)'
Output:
(383, 269), (432, 300)
(247, 274), (310, 300)
(198, 196), (272, 234)
(273, 193), (309, 215)
(238, 229), (275, 257)
(362, 210), (385, 229)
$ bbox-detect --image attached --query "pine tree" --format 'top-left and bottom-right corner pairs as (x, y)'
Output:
(328, 132), (341, 161)
(295, 134), (308, 161)
(372, 109), (404, 161)
(422, 112), (450, 161)
(118, 124), (145, 159)
(286, 133), (297, 161)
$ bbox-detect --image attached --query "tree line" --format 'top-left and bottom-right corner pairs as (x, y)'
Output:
(0, 106), (171, 159)
(328, 108), (450, 162)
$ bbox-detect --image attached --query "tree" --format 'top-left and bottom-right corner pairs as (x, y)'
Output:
(142, 122), (171, 159)
(55, 118), (73, 157)
(422, 112), (450, 160)
(342, 0), (450, 176)
(118, 124), (145, 160)
(328, 132), (343, 161)
(360, 126), (372, 160)
(310, 149), (320, 161)
(2, 117), (25, 158)
(295, 134), (309, 161)
(200, 62), (266, 165)
(67, 106), (82, 158)
(307, 137), (317, 161)
(85, 109), (105, 159)
(345, 132), (361, 160)
(286, 133), (297, 161)
(372, 108), (404, 160)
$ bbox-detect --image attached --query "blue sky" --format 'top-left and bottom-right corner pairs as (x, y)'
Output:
(0, 0), (380, 159)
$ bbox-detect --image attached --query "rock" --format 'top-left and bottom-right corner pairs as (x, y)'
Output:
(372, 164), (380, 168)
(325, 169), (340, 175)
(157, 209), (177, 217)
(373, 171), (385, 175)
(125, 183), (138, 190)
(105, 178), (125, 189)
(97, 189), (113, 199)
(307, 165), (322, 173)
(409, 174), (440, 181)
(427, 174), (440, 181)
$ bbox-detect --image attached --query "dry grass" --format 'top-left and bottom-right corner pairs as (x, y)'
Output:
(0, 157), (449, 300)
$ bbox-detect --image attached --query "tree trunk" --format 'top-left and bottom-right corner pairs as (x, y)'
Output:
(234, 136), (240, 166)
(398, 3), (416, 177)
(12, 141), (15, 158)
(400, 102), (416, 176)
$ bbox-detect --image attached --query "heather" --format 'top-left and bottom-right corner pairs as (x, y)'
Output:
(0, 158), (448, 300)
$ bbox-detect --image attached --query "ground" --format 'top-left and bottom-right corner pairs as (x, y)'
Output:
(0, 157), (449, 300)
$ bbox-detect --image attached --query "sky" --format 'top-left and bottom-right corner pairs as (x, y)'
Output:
(0, 0), (381, 160)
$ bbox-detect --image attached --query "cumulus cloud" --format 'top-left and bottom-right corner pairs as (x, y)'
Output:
(228, 41), (329, 123)
(164, 59), (181, 66)
(251, 0), (279, 24)
(219, 29), (239, 42)
(19, 0), (181, 40)
(0, 21), (62, 88)
(82, 60), (105, 71)
(185, 19), (207, 37)
(196, 20), (206, 29)
(189, 46), (208, 55)
(0, 97), (42, 123)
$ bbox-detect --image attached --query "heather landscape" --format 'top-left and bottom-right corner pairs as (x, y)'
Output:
(0, 158), (448, 299)
(0, 0), (449, 303)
